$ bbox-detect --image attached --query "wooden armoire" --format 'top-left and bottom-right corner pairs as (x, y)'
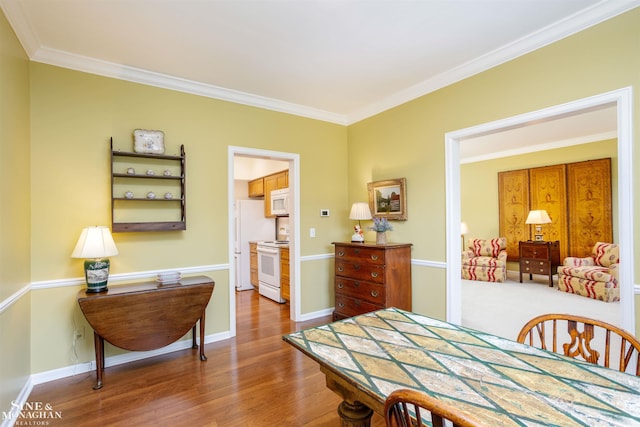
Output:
(498, 158), (612, 261)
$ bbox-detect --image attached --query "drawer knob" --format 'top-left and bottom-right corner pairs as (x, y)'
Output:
(371, 255), (378, 261)
(338, 302), (345, 308)
(337, 250), (345, 257)
(371, 272), (378, 278)
(337, 283), (344, 289)
(371, 290), (379, 298)
(337, 266), (344, 272)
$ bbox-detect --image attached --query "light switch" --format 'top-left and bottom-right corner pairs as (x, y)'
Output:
(310, 228), (316, 238)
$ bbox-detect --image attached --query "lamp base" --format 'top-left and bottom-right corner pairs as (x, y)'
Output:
(351, 233), (364, 243)
(84, 258), (111, 293)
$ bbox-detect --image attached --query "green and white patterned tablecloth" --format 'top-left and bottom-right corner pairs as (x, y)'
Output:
(284, 307), (640, 426)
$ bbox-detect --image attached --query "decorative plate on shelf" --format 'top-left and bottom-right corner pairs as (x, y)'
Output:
(133, 129), (165, 154)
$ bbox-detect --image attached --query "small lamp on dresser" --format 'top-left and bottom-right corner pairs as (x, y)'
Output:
(349, 202), (372, 242)
(525, 210), (552, 241)
(71, 226), (119, 293)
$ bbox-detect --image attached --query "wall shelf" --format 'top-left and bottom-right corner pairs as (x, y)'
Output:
(110, 138), (186, 232)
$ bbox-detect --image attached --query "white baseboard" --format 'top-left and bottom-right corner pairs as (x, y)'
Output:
(297, 307), (333, 322)
(30, 330), (232, 386)
(0, 377), (33, 427)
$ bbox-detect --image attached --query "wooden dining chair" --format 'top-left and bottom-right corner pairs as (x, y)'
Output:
(384, 389), (487, 427)
(517, 313), (640, 376)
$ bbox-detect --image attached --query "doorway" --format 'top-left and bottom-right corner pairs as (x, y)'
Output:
(444, 87), (635, 333)
(227, 146), (301, 338)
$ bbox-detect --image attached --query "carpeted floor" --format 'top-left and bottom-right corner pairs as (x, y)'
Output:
(462, 270), (621, 341)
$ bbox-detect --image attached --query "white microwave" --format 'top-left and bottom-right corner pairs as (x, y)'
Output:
(270, 188), (289, 216)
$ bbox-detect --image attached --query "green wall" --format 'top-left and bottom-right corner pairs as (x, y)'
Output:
(2, 4), (640, 418)
(461, 139), (618, 242)
(0, 9), (31, 418)
(348, 9), (640, 329)
(27, 63), (349, 373)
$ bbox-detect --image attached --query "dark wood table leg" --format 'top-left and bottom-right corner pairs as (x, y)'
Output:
(337, 400), (373, 427)
(199, 310), (207, 361)
(191, 325), (197, 349)
(93, 332), (104, 390)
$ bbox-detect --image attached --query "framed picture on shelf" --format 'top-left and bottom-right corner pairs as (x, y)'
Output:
(367, 178), (407, 220)
(133, 129), (165, 154)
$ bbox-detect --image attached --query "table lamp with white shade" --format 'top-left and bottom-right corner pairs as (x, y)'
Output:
(525, 209), (552, 241)
(460, 221), (469, 249)
(349, 202), (372, 242)
(71, 226), (119, 293)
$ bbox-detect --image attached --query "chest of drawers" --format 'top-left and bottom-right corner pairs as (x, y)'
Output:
(519, 240), (561, 287)
(332, 242), (412, 320)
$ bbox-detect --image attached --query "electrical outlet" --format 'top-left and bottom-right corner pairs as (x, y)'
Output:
(310, 228), (316, 238)
(75, 326), (85, 340)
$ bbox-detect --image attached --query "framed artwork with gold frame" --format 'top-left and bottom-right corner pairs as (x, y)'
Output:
(367, 178), (407, 220)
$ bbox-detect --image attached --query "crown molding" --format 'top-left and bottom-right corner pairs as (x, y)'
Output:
(346, 1), (640, 124)
(0, 0), (40, 56)
(460, 130), (617, 164)
(3, 0), (638, 125)
(30, 46), (348, 125)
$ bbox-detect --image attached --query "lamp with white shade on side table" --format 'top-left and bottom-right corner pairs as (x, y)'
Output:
(71, 226), (119, 293)
(525, 209), (552, 241)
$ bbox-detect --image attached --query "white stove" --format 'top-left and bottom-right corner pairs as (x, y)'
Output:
(257, 240), (290, 248)
(256, 241), (289, 303)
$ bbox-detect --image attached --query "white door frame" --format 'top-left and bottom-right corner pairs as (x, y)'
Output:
(227, 146), (301, 337)
(445, 87), (635, 333)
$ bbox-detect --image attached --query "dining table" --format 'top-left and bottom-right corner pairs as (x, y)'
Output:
(283, 307), (640, 427)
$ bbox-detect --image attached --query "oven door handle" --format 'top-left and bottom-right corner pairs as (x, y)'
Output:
(257, 246), (280, 255)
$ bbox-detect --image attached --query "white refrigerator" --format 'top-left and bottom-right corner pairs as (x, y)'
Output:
(234, 200), (275, 291)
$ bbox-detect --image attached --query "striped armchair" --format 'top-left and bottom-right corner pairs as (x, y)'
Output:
(557, 242), (619, 302)
(461, 237), (507, 282)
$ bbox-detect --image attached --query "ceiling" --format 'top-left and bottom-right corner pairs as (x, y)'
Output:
(2, 0), (638, 127)
(459, 103), (618, 162)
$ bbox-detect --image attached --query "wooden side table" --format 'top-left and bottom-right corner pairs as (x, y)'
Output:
(519, 241), (561, 287)
(77, 275), (214, 389)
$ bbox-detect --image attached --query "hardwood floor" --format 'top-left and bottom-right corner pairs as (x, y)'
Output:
(29, 289), (386, 426)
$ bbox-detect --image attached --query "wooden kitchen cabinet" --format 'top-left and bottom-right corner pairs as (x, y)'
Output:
(249, 242), (258, 287)
(264, 169), (289, 217)
(280, 247), (290, 301)
(248, 178), (264, 197)
(519, 240), (561, 287)
(332, 242), (412, 321)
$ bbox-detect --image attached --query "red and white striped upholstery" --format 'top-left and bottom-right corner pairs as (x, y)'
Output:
(557, 242), (619, 302)
(461, 237), (507, 282)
